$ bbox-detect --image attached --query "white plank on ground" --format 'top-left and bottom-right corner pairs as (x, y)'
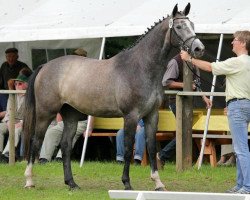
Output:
(108, 190), (250, 200)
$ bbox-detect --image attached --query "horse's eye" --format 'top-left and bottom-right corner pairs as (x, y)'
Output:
(176, 25), (182, 29)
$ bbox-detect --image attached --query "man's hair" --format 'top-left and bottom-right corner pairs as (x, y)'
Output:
(234, 31), (250, 55)
(5, 47), (18, 54)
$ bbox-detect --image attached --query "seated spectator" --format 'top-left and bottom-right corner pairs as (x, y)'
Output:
(116, 119), (145, 165)
(0, 48), (31, 121)
(0, 48), (31, 90)
(0, 68), (32, 163)
(39, 114), (88, 164)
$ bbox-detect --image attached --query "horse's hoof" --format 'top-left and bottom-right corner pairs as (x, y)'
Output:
(69, 185), (81, 191)
(124, 186), (133, 190)
(69, 184), (81, 191)
(155, 187), (167, 191)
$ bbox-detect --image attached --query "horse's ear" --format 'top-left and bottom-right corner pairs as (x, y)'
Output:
(171, 4), (178, 17)
(182, 3), (191, 16)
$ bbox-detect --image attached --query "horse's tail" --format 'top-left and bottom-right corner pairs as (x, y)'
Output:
(23, 65), (43, 159)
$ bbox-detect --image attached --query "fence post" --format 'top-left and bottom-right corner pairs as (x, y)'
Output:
(176, 62), (193, 171)
(8, 93), (16, 165)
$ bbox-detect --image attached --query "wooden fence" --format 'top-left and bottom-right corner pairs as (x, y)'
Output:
(1, 90), (227, 167)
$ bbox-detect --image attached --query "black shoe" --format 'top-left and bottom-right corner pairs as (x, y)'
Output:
(0, 154), (8, 163)
(134, 159), (141, 166)
(116, 160), (123, 164)
(17, 156), (24, 162)
(54, 157), (63, 163)
(38, 158), (49, 164)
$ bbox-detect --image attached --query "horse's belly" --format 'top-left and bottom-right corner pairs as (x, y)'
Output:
(77, 105), (122, 118)
(65, 96), (123, 118)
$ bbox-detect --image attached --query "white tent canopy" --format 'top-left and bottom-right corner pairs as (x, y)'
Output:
(0, 0), (250, 43)
(0, 0), (249, 68)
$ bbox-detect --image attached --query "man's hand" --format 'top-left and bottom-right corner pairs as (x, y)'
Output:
(224, 107), (228, 115)
(202, 96), (212, 109)
(192, 83), (196, 91)
(15, 121), (23, 129)
(180, 50), (191, 62)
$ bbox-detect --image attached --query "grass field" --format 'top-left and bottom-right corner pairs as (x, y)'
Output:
(0, 161), (236, 200)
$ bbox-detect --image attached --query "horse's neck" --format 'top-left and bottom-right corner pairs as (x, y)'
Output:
(132, 20), (171, 79)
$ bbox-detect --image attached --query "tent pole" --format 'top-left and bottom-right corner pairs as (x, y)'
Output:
(45, 49), (49, 62)
(198, 34), (224, 169)
(80, 37), (106, 167)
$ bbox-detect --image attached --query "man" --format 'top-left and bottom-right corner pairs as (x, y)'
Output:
(156, 54), (211, 170)
(0, 48), (30, 120)
(0, 68), (32, 162)
(0, 48), (30, 90)
(39, 114), (88, 163)
(181, 30), (250, 194)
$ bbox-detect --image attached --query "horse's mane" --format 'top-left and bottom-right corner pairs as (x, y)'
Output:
(122, 15), (170, 52)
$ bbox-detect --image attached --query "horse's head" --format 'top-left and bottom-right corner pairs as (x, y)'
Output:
(167, 3), (204, 58)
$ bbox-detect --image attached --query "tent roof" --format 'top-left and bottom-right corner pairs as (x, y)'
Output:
(0, 0), (249, 42)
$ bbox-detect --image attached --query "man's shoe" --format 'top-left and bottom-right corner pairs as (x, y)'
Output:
(156, 153), (164, 170)
(38, 158), (49, 164)
(217, 156), (226, 166)
(116, 160), (123, 165)
(225, 186), (240, 193)
(134, 159), (141, 166)
(0, 154), (8, 163)
(224, 155), (236, 167)
(235, 188), (250, 194)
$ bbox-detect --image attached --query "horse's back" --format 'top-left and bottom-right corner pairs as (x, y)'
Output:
(35, 55), (123, 117)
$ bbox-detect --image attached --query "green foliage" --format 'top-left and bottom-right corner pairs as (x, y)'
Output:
(0, 161), (235, 199)
(105, 37), (138, 58)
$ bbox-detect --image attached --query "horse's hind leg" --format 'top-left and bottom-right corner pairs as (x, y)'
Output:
(143, 109), (166, 191)
(122, 116), (137, 190)
(25, 115), (54, 188)
(60, 105), (81, 190)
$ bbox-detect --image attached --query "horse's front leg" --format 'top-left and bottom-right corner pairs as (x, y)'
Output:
(144, 110), (166, 191)
(61, 120), (79, 190)
(122, 117), (137, 190)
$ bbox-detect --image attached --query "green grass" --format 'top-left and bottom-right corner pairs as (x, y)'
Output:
(0, 161), (236, 200)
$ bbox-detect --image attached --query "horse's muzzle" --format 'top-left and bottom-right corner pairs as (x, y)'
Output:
(191, 39), (205, 58)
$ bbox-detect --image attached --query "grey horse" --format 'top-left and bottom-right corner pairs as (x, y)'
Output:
(23, 3), (204, 191)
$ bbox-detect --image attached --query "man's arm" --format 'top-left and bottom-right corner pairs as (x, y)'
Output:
(202, 95), (212, 109)
(168, 81), (197, 91)
(167, 81), (183, 89)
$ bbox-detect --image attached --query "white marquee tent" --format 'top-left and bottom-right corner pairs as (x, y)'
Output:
(0, 0), (249, 67)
